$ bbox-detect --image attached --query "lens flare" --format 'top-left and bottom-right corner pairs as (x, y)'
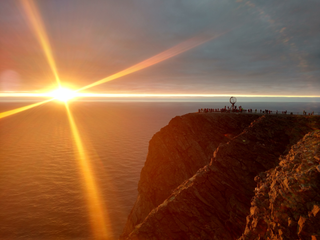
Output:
(64, 103), (111, 239)
(76, 31), (228, 93)
(50, 87), (77, 102)
(0, 98), (54, 119)
(20, 0), (61, 88)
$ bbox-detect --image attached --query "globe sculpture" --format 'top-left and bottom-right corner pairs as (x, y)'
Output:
(229, 96), (237, 110)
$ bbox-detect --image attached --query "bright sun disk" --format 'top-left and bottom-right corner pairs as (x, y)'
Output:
(50, 87), (77, 102)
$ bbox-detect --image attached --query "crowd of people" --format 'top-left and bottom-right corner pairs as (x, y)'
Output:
(198, 108), (221, 113)
(303, 110), (315, 115)
(198, 106), (316, 115)
(198, 106), (246, 113)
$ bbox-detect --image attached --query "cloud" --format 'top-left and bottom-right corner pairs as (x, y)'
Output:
(0, 0), (319, 95)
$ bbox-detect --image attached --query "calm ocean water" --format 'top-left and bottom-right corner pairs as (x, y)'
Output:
(0, 101), (319, 240)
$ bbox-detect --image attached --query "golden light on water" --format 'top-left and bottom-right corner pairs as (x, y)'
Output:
(18, 1), (112, 238)
(2, 0), (229, 235)
(2, 1), (319, 239)
(65, 103), (111, 239)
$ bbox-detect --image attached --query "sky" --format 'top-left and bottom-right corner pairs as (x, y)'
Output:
(0, 0), (319, 97)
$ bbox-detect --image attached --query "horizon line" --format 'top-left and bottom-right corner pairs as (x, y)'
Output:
(0, 93), (320, 98)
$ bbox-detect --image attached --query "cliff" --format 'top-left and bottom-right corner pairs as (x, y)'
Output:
(239, 130), (320, 240)
(121, 113), (320, 239)
(121, 113), (260, 237)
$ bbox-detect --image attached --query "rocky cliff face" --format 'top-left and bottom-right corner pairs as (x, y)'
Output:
(121, 113), (320, 240)
(239, 130), (320, 240)
(121, 113), (260, 238)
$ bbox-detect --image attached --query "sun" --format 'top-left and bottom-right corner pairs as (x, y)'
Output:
(50, 87), (77, 102)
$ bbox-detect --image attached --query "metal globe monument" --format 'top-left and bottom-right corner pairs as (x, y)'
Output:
(230, 96), (237, 110)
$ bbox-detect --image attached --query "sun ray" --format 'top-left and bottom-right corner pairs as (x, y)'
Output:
(64, 103), (111, 239)
(75, 31), (228, 93)
(0, 98), (54, 119)
(20, 0), (61, 88)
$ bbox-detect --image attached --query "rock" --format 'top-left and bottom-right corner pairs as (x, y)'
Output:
(239, 130), (320, 240)
(122, 114), (320, 239)
(121, 113), (260, 238)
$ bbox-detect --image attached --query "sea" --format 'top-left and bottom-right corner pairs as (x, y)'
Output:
(0, 101), (319, 240)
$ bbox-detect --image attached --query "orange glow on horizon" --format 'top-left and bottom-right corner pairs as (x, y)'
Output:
(68, 93), (320, 98)
(21, 0), (61, 88)
(2, 1), (316, 239)
(1, 92), (320, 98)
(64, 103), (111, 239)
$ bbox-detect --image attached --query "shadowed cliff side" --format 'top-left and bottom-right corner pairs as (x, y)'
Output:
(239, 130), (320, 240)
(121, 113), (260, 238)
(124, 114), (320, 240)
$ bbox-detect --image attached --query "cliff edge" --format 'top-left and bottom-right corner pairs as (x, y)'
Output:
(239, 130), (320, 240)
(121, 113), (260, 237)
(122, 113), (320, 239)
